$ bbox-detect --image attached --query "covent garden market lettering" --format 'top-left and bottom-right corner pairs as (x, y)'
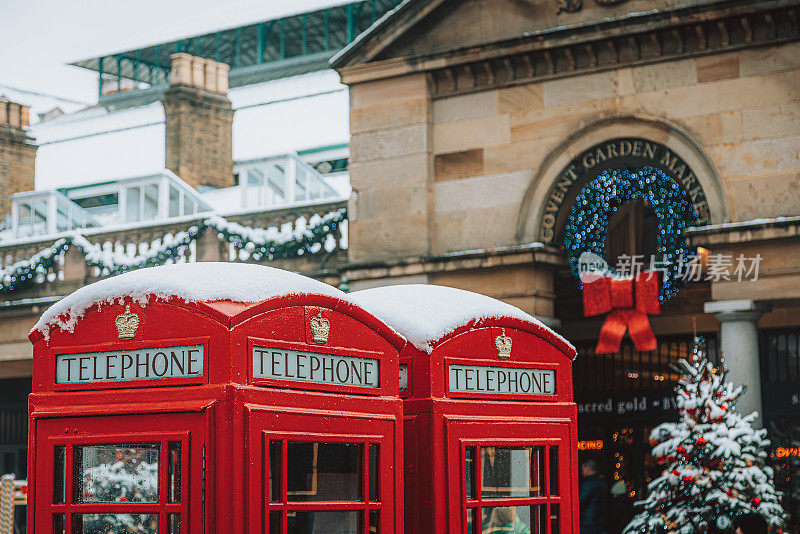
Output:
(540, 138), (712, 244)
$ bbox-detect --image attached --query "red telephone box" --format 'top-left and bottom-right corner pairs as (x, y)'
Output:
(27, 263), (405, 534)
(350, 285), (579, 534)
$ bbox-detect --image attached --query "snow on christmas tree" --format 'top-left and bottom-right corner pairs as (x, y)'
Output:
(624, 336), (787, 533)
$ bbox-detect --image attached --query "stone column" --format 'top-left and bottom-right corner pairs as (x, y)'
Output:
(704, 299), (770, 427)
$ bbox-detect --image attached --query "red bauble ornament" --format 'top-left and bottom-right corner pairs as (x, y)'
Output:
(721, 405), (728, 412)
(696, 437), (707, 447)
(677, 445), (687, 454)
(682, 476), (694, 483)
(671, 469), (680, 476)
(657, 456), (666, 464)
(752, 497), (761, 506)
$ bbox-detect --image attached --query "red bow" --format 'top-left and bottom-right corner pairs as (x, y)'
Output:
(582, 273), (661, 354)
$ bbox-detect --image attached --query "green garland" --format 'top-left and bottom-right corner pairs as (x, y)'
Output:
(0, 209), (346, 293)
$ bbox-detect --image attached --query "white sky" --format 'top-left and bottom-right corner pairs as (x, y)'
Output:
(0, 0), (352, 104)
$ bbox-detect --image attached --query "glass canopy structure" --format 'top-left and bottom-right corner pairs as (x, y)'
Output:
(233, 153), (340, 209)
(70, 0), (402, 98)
(61, 171), (213, 227)
(9, 190), (98, 240)
(6, 171), (213, 241)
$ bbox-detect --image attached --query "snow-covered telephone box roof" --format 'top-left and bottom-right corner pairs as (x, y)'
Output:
(27, 263), (408, 533)
(347, 284), (574, 356)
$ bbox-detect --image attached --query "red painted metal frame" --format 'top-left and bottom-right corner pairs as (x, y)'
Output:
(28, 293), (405, 534)
(246, 410), (395, 534)
(452, 426), (572, 534)
(401, 318), (580, 533)
(34, 413), (205, 534)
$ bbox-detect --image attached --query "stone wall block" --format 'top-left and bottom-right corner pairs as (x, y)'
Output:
(350, 124), (428, 162)
(697, 54), (740, 83)
(433, 90), (499, 123)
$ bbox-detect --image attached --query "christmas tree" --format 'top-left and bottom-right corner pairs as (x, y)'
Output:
(624, 336), (787, 533)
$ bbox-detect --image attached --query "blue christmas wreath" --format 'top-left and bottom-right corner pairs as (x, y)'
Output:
(563, 166), (697, 301)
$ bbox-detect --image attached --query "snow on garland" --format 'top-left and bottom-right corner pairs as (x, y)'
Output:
(624, 336), (787, 533)
(0, 208), (345, 293)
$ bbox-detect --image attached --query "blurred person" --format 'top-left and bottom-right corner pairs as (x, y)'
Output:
(606, 481), (635, 534)
(579, 458), (608, 534)
(733, 513), (768, 534)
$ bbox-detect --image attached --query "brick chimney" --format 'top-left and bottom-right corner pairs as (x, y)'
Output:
(163, 53), (234, 190)
(0, 99), (36, 219)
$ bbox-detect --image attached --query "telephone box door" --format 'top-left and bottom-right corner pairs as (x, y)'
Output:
(247, 409), (398, 534)
(33, 411), (206, 534)
(447, 420), (575, 534)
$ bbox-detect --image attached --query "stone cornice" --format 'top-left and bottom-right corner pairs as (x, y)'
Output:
(337, 0), (800, 97)
(687, 217), (800, 247)
(341, 242), (566, 283)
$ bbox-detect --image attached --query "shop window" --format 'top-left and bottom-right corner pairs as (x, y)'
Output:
(51, 439), (185, 534)
(267, 440), (380, 534)
(761, 329), (800, 383)
(573, 334), (719, 393)
(605, 200), (658, 270)
(464, 444), (560, 534)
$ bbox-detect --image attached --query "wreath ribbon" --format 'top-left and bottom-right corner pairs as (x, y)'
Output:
(582, 273), (661, 354)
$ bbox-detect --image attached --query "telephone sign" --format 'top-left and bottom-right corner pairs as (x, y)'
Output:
(55, 344), (203, 384)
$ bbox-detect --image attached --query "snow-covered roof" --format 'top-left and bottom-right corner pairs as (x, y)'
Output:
(347, 284), (574, 354)
(232, 71), (348, 162)
(0, 85), (87, 125)
(33, 262), (345, 339)
(29, 70), (348, 191)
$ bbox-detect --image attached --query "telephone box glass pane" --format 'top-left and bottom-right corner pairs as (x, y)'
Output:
(465, 447), (476, 499)
(269, 440), (282, 502)
(53, 514), (65, 534)
(168, 442), (181, 503)
(369, 443), (380, 502)
(548, 446), (559, 496)
(269, 511), (282, 534)
(481, 446), (543, 498)
(550, 503), (560, 534)
(369, 510), (379, 533)
(286, 442), (362, 502)
(482, 506), (531, 534)
(53, 446), (66, 504)
(168, 513), (181, 534)
(287, 511), (361, 533)
(72, 514), (159, 533)
(73, 444), (159, 503)
(466, 508), (477, 534)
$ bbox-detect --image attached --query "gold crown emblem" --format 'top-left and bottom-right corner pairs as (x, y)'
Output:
(495, 329), (512, 359)
(310, 311), (330, 344)
(115, 305), (140, 340)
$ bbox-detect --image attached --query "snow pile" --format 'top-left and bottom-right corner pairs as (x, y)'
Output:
(348, 284), (572, 354)
(34, 262), (344, 339)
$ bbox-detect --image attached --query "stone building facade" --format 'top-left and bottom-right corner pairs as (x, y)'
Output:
(333, 0), (800, 518)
